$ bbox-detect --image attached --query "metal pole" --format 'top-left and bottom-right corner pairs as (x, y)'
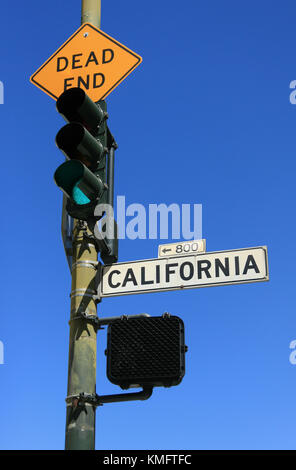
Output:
(64, 0), (101, 450)
(107, 147), (115, 208)
(81, 0), (101, 27)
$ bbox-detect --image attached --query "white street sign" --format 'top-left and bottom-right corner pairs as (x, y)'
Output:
(158, 239), (206, 258)
(100, 246), (269, 298)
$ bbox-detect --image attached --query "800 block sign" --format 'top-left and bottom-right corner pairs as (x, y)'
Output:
(158, 240), (206, 258)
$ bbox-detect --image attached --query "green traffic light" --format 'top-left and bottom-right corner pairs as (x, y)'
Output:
(54, 160), (104, 205)
(72, 181), (91, 205)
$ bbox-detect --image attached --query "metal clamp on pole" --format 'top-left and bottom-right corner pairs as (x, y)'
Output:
(69, 312), (150, 329)
(69, 312), (103, 331)
(97, 313), (150, 326)
(66, 386), (153, 408)
(71, 259), (99, 272)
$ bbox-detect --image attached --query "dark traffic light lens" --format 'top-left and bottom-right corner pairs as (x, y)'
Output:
(56, 122), (105, 167)
(56, 87), (85, 121)
(56, 87), (105, 132)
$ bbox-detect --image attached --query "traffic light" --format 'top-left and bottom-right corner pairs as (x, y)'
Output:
(54, 87), (118, 263)
(54, 87), (108, 221)
(106, 314), (187, 390)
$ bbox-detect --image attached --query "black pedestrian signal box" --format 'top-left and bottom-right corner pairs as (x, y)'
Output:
(106, 315), (187, 390)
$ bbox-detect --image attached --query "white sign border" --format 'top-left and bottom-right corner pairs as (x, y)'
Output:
(99, 246), (269, 298)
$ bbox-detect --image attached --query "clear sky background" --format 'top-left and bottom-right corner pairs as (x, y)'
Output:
(0, 0), (296, 450)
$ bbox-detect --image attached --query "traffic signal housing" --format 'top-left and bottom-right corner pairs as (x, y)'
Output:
(106, 315), (187, 390)
(54, 87), (108, 221)
(54, 87), (118, 263)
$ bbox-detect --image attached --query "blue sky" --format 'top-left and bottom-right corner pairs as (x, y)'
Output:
(0, 0), (296, 450)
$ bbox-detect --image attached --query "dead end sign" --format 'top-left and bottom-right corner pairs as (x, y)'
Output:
(30, 23), (142, 102)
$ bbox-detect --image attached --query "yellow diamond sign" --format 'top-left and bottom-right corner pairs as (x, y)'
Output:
(30, 23), (142, 101)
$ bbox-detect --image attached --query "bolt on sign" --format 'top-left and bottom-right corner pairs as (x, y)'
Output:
(30, 23), (142, 102)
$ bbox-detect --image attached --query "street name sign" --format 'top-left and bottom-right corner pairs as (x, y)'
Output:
(30, 23), (142, 102)
(158, 239), (206, 258)
(100, 246), (269, 298)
